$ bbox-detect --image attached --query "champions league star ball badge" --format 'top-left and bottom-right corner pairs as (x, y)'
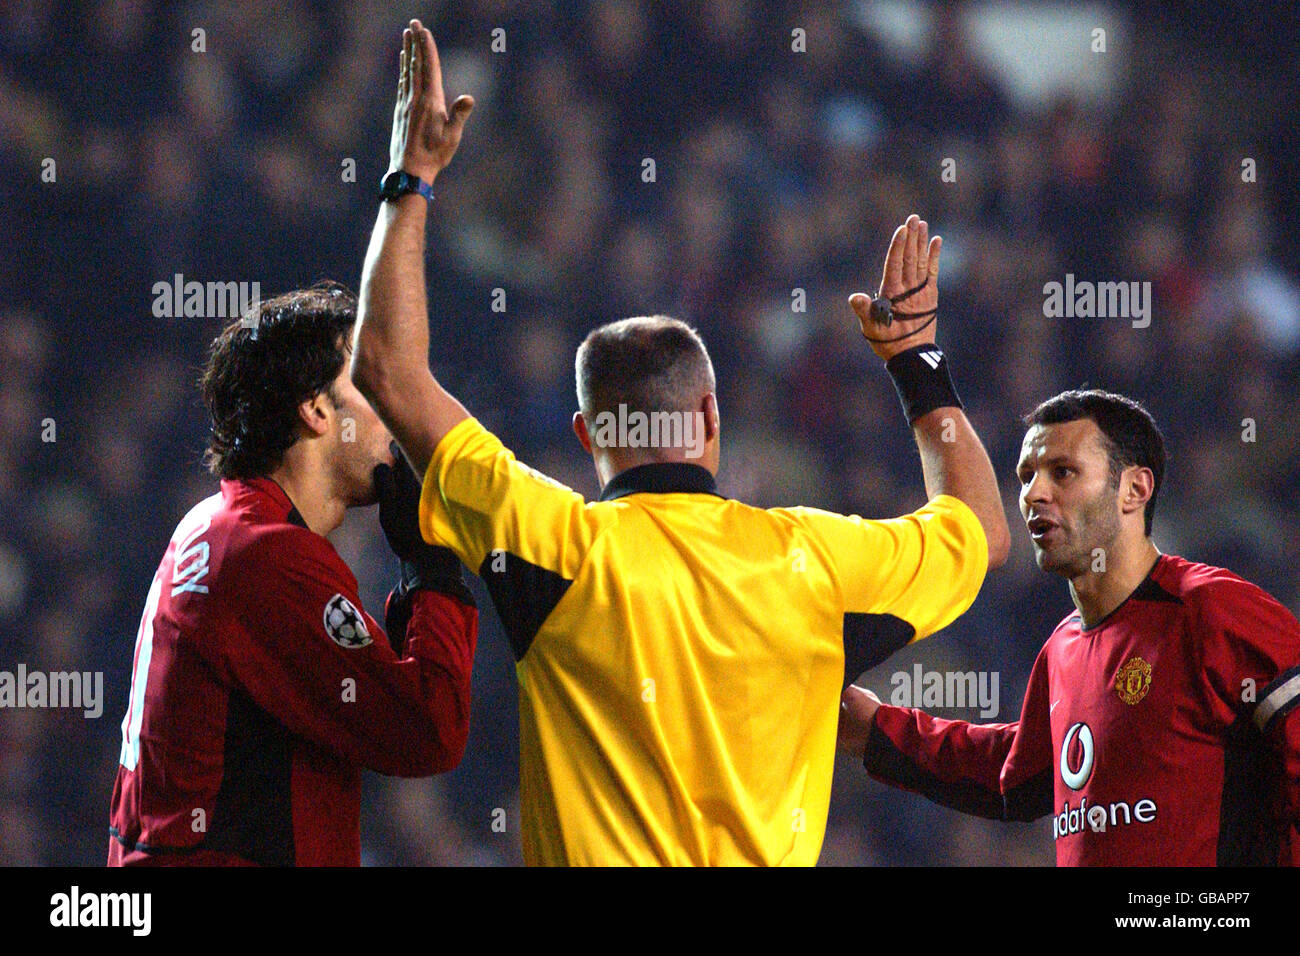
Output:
(324, 594), (372, 648)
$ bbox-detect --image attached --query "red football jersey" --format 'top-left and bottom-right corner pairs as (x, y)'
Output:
(865, 554), (1300, 865)
(107, 477), (478, 866)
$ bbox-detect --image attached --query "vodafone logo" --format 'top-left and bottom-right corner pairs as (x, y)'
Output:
(1052, 720), (1161, 840)
(1060, 721), (1094, 791)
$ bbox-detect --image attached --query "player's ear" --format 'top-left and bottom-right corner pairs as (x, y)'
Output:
(298, 392), (332, 438)
(1121, 465), (1155, 518)
(572, 411), (594, 455)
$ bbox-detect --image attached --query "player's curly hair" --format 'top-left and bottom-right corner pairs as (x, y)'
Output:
(201, 283), (357, 480)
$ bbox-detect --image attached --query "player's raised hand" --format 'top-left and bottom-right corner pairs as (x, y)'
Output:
(849, 214), (942, 361)
(389, 19), (474, 183)
(837, 684), (882, 756)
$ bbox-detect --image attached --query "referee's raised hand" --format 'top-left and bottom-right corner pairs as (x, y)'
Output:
(388, 19), (474, 185)
(849, 214), (942, 361)
(845, 212), (1011, 568)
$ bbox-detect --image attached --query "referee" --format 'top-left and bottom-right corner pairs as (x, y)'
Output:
(353, 20), (1010, 865)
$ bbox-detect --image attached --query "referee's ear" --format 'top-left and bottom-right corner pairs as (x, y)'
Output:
(572, 411), (595, 455)
(702, 393), (720, 442)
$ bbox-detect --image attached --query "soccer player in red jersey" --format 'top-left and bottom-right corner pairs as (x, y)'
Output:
(839, 390), (1300, 865)
(107, 285), (478, 866)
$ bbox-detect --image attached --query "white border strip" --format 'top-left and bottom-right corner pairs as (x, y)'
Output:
(1254, 670), (1300, 734)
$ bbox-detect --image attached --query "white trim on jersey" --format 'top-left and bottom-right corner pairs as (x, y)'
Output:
(1254, 665), (1300, 734)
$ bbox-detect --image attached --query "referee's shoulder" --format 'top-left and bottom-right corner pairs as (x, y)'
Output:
(757, 493), (977, 527)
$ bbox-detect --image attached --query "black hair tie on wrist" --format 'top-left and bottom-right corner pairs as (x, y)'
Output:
(862, 278), (938, 343)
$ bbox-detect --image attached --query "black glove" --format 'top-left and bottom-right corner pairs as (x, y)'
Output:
(373, 442), (473, 605)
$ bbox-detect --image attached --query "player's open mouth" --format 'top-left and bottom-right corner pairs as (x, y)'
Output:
(1027, 516), (1059, 544)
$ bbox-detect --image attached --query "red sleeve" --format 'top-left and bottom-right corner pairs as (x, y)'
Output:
(864, 646), (1054, 821)
(215, 525), (478, 777)
(1194, 575), (1300, 866)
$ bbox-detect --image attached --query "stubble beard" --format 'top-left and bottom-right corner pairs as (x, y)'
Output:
(1037, 486), (1121, 579)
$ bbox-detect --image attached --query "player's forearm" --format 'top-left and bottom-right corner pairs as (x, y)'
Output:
(400, 587), (479, 774)
(866, 703), (1016, 819)
(354, 195), (431, 400)
(911, 407), (1010, 568)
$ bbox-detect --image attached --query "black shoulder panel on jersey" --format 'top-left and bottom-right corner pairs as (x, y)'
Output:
(1081, 573), (1183, 631)
(863, 720), (1009, 820)
(1131, 575), (1183, 605)
(477, 550), (572, 661)
(207, 687), (295, 866)
(843, 613), (914, 687)
(1216, 715), (1281, 866)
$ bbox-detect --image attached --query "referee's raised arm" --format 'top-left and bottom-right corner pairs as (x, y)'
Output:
(849, 215), (1010, 569)
(352, 19), (475, 477)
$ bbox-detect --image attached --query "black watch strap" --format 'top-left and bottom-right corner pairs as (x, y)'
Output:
(378, 170), (434, 203)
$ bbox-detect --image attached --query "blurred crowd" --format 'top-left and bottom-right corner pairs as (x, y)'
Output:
(2, 0), (1297, 866)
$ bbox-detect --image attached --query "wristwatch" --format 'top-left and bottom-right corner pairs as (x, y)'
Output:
(378, 169), (434, 203)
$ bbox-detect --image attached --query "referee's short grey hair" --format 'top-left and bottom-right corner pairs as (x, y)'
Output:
(575, 315), (716, 418)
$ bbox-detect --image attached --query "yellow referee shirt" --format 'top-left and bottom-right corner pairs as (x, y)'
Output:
(420, 417), (987, 865)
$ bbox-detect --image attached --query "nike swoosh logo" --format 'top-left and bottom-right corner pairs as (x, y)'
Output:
(1050, 700), (1061, 714)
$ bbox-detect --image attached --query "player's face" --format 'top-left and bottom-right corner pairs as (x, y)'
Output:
(1017, 420), (1122, 577)
(326, 364), (395, 506)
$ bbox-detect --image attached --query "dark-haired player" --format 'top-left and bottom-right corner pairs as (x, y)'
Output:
(839, 390), (1300, 865)
(108, 285), (478, 866)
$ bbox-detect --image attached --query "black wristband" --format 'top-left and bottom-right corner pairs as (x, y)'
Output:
(401, 555), (476, 609)
(383, 562), (474, 659)
(885, 344), (963, 423)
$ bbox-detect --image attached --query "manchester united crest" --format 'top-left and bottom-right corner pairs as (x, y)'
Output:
(1114, 656), (1152, 705)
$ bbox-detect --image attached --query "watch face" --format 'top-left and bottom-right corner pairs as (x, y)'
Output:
(379, 170), (429, 201)
(379, 171), (408, 199)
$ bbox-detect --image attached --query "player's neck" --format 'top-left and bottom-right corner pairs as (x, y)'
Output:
(1067, 537), (1162, 628)
(268, 457), (346, 537)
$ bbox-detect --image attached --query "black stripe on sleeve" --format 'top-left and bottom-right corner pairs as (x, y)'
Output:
(863, 719), (1008, 820)
(1002, 766), (1054, 822)
(477, 550), (573, 661)
(1216, 715), (1281, 866)
(109, 827), (209, 856)
(842, 612), (914, 687)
